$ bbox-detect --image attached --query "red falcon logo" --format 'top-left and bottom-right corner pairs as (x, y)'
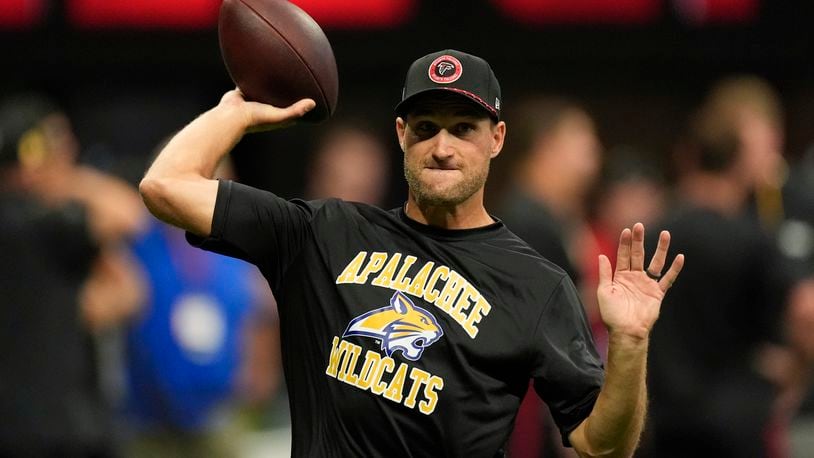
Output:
(429, 55), (463, 84)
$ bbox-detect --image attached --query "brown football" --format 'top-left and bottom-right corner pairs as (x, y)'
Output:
(218, 0), (338, 123)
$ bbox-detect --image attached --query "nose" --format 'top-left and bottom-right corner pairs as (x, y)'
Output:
(431, 129), (455, 161)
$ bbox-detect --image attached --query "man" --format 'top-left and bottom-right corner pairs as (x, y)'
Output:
(140, 49), (683, 457)
(0, 93), (144, 456)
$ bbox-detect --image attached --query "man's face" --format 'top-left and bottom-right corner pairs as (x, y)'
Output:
(396, 94), (505, 207)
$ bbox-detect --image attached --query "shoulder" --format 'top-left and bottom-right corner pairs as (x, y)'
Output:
(304, 198), (396, 226)
(488, 225), (571, 278)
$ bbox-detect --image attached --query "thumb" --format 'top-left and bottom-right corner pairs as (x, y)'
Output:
(246, 98), (316, 132)
(288, 98), (317, 117)
(253, 98), (315, 122)
(598, 254), (613, 289)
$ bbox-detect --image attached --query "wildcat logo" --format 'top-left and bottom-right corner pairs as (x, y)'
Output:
(343, 291), (443, 361)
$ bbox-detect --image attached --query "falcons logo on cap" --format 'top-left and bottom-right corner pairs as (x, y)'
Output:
(429, 55), (463, 84)
(436, 62), (455, 76)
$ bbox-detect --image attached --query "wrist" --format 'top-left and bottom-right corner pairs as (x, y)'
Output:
(608, 329), (650, 348)
(211, 102), (252, 133)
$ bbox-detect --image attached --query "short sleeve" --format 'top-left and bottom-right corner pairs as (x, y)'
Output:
(531, 276), (605, 447)
(186, 180), (316, 290)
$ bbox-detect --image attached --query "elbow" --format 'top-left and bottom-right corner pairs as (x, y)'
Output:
(138, 176), (169, 215)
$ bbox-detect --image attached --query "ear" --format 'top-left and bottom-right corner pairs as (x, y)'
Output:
(396, 117), (407, 153)
(391, 291), (414, 314)
(490, 121), (506, 159)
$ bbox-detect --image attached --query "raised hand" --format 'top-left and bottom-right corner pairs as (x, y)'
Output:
(218, 88), (316, 133)
(597, 222), (684, 340)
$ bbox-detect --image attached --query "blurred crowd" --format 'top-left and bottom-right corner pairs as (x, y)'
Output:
(0, 73), (812, 458)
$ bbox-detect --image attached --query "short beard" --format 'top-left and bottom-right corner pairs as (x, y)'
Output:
(404, 158), (489, 207)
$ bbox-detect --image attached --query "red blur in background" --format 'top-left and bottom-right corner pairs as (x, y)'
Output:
(67, 0), (221, 29)
(494, 0), (662, 24)
(0, 0), (46, 28)
(0, 0), (760, 30)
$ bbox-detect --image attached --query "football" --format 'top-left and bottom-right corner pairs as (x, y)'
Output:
(218, 0), (339, 123)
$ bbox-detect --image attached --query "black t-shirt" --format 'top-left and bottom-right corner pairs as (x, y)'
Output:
(189, 181), (604, 457)
(0, 193), (105, 449)
(496, 187), (581, 285)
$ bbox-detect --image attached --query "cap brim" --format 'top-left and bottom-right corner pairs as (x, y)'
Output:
(395, 87), (499, 121)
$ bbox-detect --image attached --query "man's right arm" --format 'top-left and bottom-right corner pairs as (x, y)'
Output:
(139, 90), (315, 236)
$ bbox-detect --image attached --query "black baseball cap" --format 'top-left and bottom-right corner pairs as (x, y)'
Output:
(395, 49), (502, 121)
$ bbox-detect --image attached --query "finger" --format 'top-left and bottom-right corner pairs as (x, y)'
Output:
(252, 98), (315, 121)
(659, 254), (685, 291)
(630, 222), (645, 271)
(247, 98), (316, 130)
(598, 254), (613, 289)
(286, 98), (317, 117)
(616, 228), (632, 272)
(647, 230), (670, 275)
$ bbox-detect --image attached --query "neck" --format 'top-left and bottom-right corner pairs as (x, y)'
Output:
(405, 190), (494, 230)
(680, 171), (747, 216)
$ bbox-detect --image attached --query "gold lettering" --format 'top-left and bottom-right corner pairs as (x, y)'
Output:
(356, 351), (381, 390)
(423, 265), (449, 303)
(384, 363), (409, 403)
(419, 376), (444, 415)
(371, 357), (395, 395)
(325, 336), (344, 377)
(335, 340), (353, 382)
(450, 283), (478, 326)
(336, 252), (367, 284)
(372, 253), (402, 288)
(462, 296), (492, 338)
(436, 270), (464, 312)
(355, 252), (388, 284)
(408, 261), (434, 297)
(341, 344), (362, 385)
(404, 368), (431, 409)
(392, 255), (417, 290)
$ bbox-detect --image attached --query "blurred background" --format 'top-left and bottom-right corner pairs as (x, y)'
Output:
(1, 0), (813, 457)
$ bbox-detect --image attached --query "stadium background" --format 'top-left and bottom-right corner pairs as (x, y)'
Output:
(2, 0), (812, 202)
(2, 1), (813, 456)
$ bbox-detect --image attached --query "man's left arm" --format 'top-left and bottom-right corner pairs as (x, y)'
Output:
(569, 223), (684, 457)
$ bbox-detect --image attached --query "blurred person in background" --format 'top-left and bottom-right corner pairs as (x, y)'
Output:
(697, 76), (790, 231)
(123, 147), (281, 458)
(639, 101), (797, 458)
(0, 93), (144, 457)
(496, 97), (602, 284)
(776, 146), (814, 457)
(305, 121), (391, 206)
(494, 97), (602, 458)
(695, 77), (814, 456)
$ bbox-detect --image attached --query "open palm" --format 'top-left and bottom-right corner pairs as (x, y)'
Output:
(597, 223), (685, 339)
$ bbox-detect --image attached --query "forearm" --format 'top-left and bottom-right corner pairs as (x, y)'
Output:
(140, 104), (247, 234)
(139, 91), (313, 235)
(144, 104), (247, 183)
(572, 333), (648, 457)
